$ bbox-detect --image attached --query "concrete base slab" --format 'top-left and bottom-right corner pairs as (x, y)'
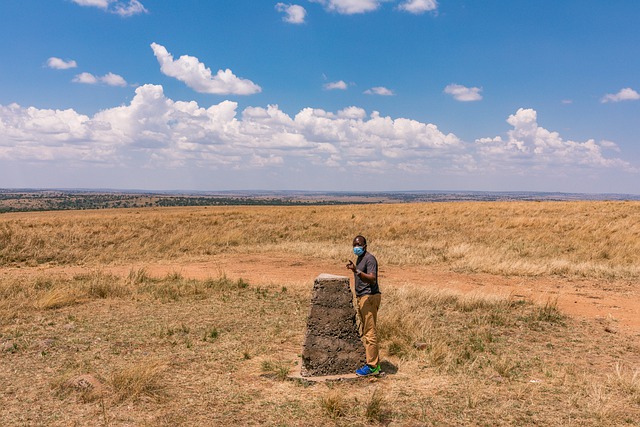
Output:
(289, 360), (386, 383)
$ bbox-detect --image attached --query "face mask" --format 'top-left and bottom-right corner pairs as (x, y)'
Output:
(353, 246), (365, 256)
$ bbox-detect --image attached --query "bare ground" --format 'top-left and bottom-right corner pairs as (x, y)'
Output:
(4, 252), (638, 336)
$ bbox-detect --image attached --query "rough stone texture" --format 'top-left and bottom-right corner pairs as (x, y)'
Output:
(301, 274), (365, 377)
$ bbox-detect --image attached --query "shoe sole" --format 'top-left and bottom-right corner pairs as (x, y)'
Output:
(356, 370), (381, 377)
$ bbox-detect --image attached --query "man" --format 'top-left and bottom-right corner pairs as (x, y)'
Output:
(346, 235), (381, 376)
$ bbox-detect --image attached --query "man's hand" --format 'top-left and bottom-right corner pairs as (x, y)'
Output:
(346, 260), (356, 272)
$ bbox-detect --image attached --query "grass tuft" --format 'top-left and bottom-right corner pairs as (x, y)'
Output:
(81, 271), (130, 299)
(35, 287), (80, 309)
(320, 390), (347, 419)
(364, 388), (388, 423)
(128, 267), (150, 285)
(111, 360), (167, 403)
(529, 297), (565, 324)
(261, 359), (291, 381)
(203, 326), (219, 342)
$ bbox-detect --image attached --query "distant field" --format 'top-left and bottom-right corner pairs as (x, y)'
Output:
(2, 189), (639, 213)
(1, 202), (639, 425)
(1, 201), (639, 279)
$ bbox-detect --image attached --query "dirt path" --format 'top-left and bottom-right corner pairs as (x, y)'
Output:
(5, 253), (639, 335)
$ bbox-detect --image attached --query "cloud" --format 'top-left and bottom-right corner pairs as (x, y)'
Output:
(72, 0), (110, 7)
(275, 3), (307, 24)
(73, 72), (99, 84)
(444, 84), (482, 102)
(397, 0), (438, 14)
(310, 0), (438, 15)
(112, 0), (146, 16)
(0, 84), (460, 170)
(150, 43), (262, 96)
(475, 108), (630, 170)
(47, 57), (78, 70)
(364, 86), (394, 96)
(601, 87), (640, 103)
(71, 0), (147, 16)
(0, 88), (632, 183)
(72, 72), (128, 86)
(310, 0), (381, 15)
(100, 72), (128, 87)
(324, 80), (348, 90)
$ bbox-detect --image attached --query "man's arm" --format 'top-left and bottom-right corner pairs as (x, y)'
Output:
(347, 258), (377, 284)
(355, 270), (376, 284)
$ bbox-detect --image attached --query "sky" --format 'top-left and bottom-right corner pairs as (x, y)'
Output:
(1, 0), (639, 194)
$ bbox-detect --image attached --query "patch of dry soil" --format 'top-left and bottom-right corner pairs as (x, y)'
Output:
(6, 253), (639, 336)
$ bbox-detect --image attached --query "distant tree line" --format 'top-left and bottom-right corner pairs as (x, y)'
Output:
(0, 193), (355, 213)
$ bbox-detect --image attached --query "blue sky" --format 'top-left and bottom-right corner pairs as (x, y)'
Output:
(1, 0), (639, 193)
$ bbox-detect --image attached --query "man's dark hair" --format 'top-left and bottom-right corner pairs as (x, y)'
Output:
(354, 235), (367, 245)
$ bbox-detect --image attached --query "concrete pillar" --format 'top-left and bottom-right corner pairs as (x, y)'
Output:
(301, 274), (365, 377)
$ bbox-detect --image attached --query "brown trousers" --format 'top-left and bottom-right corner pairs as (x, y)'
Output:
(357, 293), (381, 367)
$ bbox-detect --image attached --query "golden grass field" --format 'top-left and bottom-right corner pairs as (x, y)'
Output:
(1, 201), (639, 426)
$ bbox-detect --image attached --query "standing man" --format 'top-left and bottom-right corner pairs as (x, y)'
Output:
(346, 235), (382, 376)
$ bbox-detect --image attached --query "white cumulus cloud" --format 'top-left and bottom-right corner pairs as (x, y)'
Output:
(364, 86), (394, 96)
(150, 43), (262, 96)
(475, 108), (630, 170)
(100, 72), (128, 87)
(398, 0), (437, 14)
(72, 72), (127, 86)
(72, 0), (110, 7)
(310, 0), (438, 14)
(0, 84), (461, 171)
(73, 72), (99, 84)
(601, 87), (640, 103)
(1, 87), (632, 184)
(324, 80), (348, 90)
(310, 0), (381, 15)
(47, 57), (78, 70)
(444, 84), (482, 102)
(276, 3), (307, 24)
(71, 0), (147, 16)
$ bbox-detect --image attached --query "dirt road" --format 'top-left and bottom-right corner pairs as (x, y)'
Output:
(5, 253), (639, 335)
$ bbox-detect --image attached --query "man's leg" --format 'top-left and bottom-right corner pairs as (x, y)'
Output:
(358, 294), (381, 368)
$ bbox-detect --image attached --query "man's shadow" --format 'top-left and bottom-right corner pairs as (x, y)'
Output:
(380, 360), (398, 375)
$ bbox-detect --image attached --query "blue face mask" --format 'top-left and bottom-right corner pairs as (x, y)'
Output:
(353, 246), (365, 256)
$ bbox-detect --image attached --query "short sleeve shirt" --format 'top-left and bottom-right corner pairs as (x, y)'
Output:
(354, 251), (380, 297)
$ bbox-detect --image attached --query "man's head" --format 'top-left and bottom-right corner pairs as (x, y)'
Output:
(353, 235), (367, 251)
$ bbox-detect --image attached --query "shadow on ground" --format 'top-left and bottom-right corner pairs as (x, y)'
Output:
(381, 360), (398, 375)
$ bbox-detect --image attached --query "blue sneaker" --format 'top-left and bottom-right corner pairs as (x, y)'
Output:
(356, 364), (380, 376)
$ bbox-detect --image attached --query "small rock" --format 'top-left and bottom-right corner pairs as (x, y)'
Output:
(413, 342), (428, 350)
(64, 374), (106, 401)
(2, 341), (17, 352)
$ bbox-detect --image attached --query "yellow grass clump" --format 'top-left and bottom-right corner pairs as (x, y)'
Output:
(111, 360), (168, 403)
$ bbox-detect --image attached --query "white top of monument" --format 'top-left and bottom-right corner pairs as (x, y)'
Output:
(316, 273), (349, 281)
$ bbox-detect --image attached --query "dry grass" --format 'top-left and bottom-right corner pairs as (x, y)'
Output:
(111, 360), (167, 403)
(1, 270), (638, 425)
(1, 202), (639, 425)
(1, 201), (639, 279)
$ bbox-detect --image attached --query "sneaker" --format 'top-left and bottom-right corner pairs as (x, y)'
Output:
(356, 364), (380, 376)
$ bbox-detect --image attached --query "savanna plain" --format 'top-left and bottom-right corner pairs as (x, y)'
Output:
(1, 201), (639, 426)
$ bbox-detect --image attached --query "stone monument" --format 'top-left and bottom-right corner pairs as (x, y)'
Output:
(300, 273), (365, 377)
